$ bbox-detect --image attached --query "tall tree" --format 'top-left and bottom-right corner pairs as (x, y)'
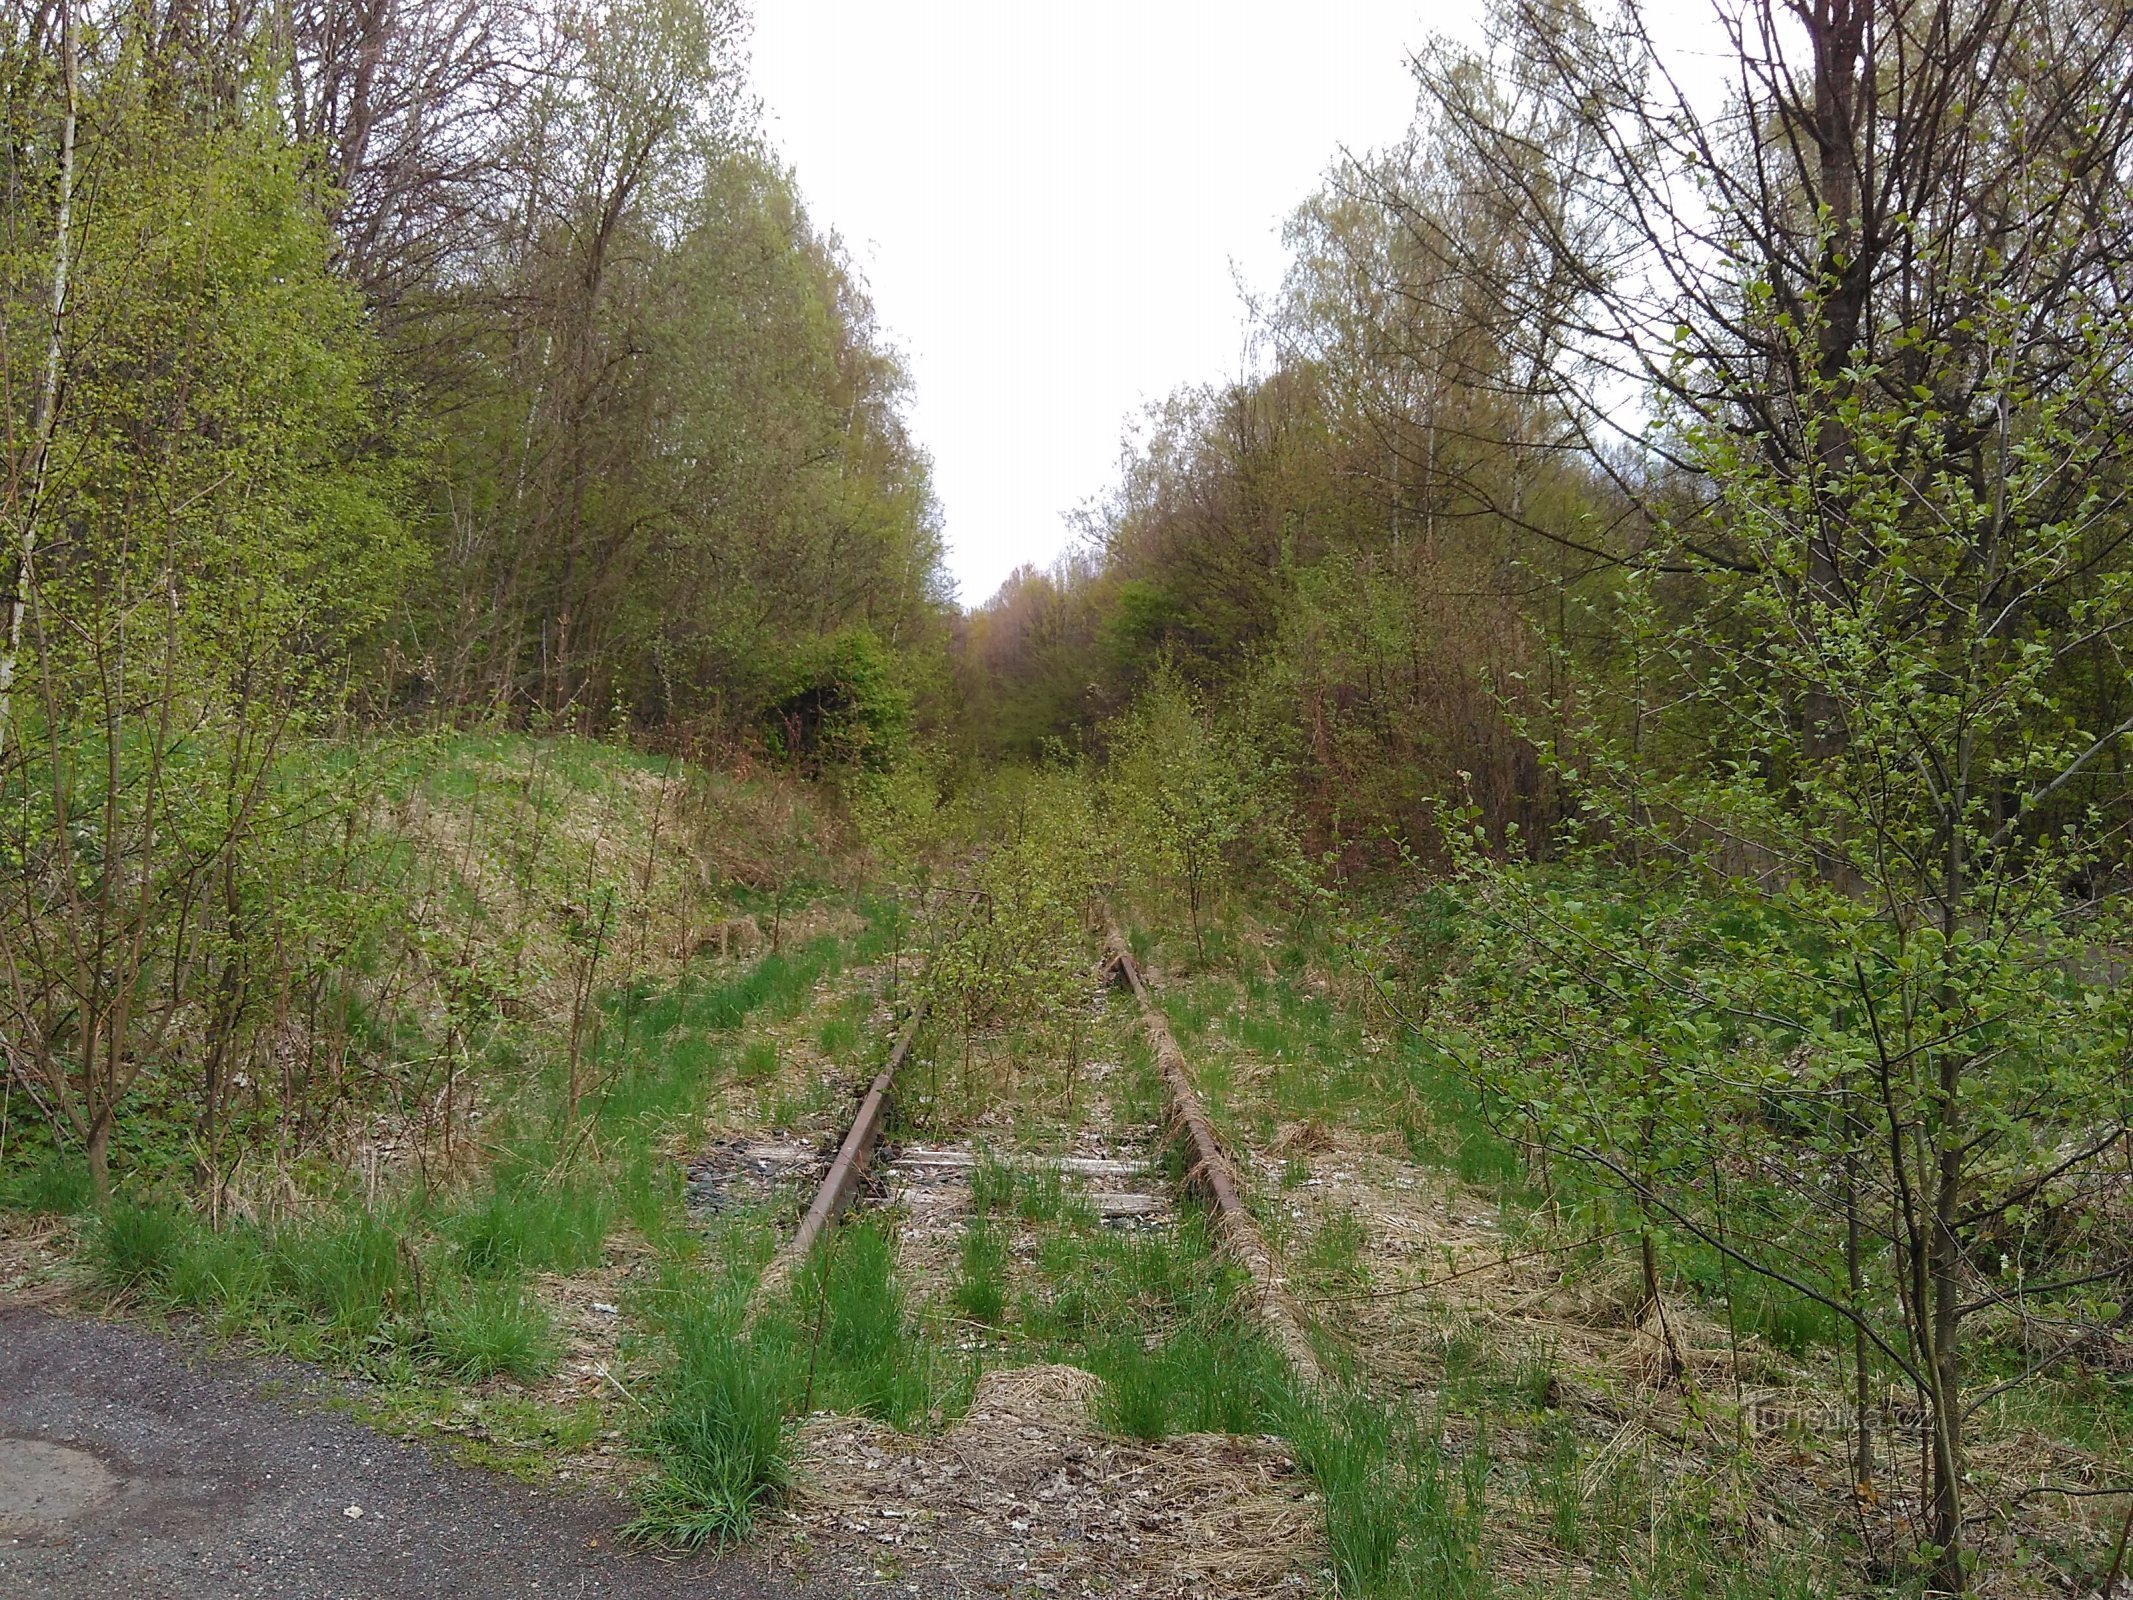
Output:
(1423, 3), (2133, 1586)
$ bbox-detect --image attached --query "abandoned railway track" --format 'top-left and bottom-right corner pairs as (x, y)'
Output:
(737, 907), (1325, 1391)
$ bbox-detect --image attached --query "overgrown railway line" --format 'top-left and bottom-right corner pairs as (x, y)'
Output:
(737, 906), (1327, 1393)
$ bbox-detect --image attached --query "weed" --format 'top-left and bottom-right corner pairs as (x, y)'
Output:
(87, 1199), (189, 1292)
(1089, 1319), (1284, 1439)
(1301, 1206), (1369, 1294)
(616, 1145), (687, 1247)
(344, 1388), (603, 1481)
(1536, 1422), (1585, 1554)
(970, 1152), (1018, 1216)
(629, 1291), (794, 1550)
(163, 1223), (271, 1323)
(427, 1281), (559, 1381)
(694, 940), (839, 1032)
(785, 1221), (960, 1429)
(1280, 1385), (1491, 1598)
(1509, 1342), (1559, 1412)
(2, 1152), (92, 1215)
(735, 1039), (779, 1083)
(765, 1075), (837, 1131)
(268, 1207), (413, 1346)
(970, 1153), (1092, 1227)
(448, 1179), (612, 1278)
(1728, 1279), (1843, 1354)
(816, 1014), (863, 1059)
(954, 1224), (1009, 1327)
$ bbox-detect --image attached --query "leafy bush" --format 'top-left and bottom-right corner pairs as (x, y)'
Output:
(763, 629), (915, 775)
(1105, 667), (1309, 953)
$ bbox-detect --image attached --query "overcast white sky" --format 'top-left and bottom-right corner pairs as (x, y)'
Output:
(749, 2), (1479, 608)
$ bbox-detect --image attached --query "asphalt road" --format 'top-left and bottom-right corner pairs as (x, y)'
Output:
(0, 1307), (843, 1599)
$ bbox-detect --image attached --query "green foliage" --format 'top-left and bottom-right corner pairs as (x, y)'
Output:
(1431, 189), (2133, 1582)
(911, 769), (1102, 1127)
(1106, 668), (1309, 951)
(764, 630), (916, 775)
(0, 40), (415, 1197)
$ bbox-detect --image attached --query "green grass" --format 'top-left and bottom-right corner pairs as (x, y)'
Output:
(447, 1177), (613, 1278)
(6, 751), (923, 1561)
(1009, 1210), (1295, 1442)
(1, 1151), (93, 1216)
(87, 1199), (191, 1292)
(735, 1038), (780, 1082)
(1721, 1276), (1845, 1354)
(1300, 1206), (1369, 1294)
(816, 1013), (863, 1059)
(426, 1281), (559, 1380)
(953, 1223), (1010, 1326)
(783, 1221), (964, 1429)
(346, 1388), (603, 1482)
(1279, 1386), (1491, 1599)
(162, 1221), (273, 1321)
(628, 1209), (962, 1549)
(86, 1193), (569, 1378)
(628, 1272), (795, 1550)
(694, 940), (841, 1030)
(1089, 1318), (1287, 1439)
(970, 1153), (1093, 1226)
(1153, 952), (1521, 1193)
(88, 1200), (418, 1359)
(268, 1208), (414, 1343)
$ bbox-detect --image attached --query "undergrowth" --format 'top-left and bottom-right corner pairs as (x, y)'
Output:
(627, 1216), (966, 1548)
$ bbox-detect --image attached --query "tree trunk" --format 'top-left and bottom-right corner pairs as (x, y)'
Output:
(0, 0), (78, 759)
(1926, 1049), (1967, 1593)
(86, 1111), (110, 1204)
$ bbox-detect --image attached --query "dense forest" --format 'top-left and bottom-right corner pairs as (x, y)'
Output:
(4, 3), (2130, 1598)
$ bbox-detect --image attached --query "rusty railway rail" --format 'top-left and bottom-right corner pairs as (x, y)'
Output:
(1105, 923), (1328, 1389)
(753, 999), (928, 1304)
(750, 890), (969, 1308)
